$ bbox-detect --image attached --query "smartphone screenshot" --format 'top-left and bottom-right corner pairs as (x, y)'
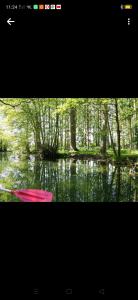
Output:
(0, 0), (138, 298)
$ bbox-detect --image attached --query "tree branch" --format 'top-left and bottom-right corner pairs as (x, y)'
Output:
(0, 99), (17, 108)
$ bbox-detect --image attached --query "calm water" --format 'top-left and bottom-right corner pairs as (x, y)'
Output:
(0, 153), (137, 202)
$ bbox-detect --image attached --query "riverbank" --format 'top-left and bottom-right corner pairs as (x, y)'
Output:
(57, 149), (138, 164)
(4, 148), (138, 165)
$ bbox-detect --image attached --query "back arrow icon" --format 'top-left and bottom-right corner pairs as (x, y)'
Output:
(7, 18), (15, 25)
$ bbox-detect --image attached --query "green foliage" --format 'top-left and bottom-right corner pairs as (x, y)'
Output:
(0, 98), (137, 157)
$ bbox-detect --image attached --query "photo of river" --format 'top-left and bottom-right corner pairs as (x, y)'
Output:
(0, 98), (137, 202)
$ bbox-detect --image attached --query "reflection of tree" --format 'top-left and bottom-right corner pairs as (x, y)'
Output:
(116, 166), (121, 202)
(0, 153), (137, 202)
(108, 166), (116, 201)
(70, 160), (77, 176)
(69, 160), (77, 201)
(0, 152), (8, 162)
(33, 157), (41, 188)
(133, 177), (138, 202)
(101, 166), (108, 201)
(127, 172), (133, 202)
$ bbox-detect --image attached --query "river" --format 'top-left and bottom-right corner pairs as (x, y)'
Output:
(0, 153), (137, 202)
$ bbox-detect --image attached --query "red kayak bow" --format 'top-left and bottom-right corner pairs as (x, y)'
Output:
(0, 187), (53, 202)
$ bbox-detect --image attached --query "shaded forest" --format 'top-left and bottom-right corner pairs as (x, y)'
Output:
(0, 98), (137, 160)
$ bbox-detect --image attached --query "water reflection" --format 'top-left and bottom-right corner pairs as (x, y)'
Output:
(0, 153), (137, 202)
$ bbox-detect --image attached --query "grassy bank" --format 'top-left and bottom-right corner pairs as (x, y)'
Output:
(58, 148), (138, 162)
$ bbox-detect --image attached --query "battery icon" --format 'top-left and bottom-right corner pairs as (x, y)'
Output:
(121, 4), (133, 10)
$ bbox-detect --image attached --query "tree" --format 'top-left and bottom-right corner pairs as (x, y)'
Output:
(70, 107), (78, 151)
(100, 101), (108, 156)
(115, 99), (121, 158)
(134, 98), (138, 149)
(0, 98), (137, 160)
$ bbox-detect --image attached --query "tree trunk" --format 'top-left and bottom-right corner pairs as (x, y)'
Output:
(108, 120), (117, 157)
(35, 130), (41, 152)
(135, 99), (138, 149)
(129, 117), (133, 150)
(86, 104), (90, 149)
(115, 99), (121, 159)
(70, 108), (78, 151)
(52, 113), (59, 151)
(65, 114), (70, 150)
(101, 103), (108, 156)
(96, 108), (100, 146)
